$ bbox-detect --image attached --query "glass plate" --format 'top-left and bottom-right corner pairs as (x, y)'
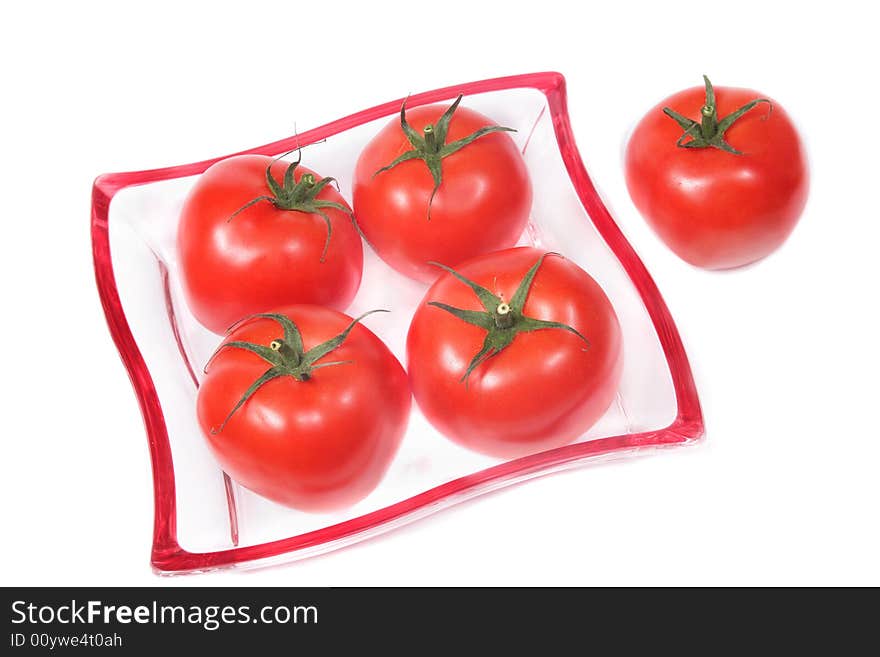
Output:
(91, 72), (703, 574)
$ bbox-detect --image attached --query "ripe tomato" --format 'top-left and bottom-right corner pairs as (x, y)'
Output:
(178, 153), (363, 334)
(353, 96), (532, 282)
(625, 76), (808, 269)
(406, 247), (622, 459)
(197, 306), (410, 512)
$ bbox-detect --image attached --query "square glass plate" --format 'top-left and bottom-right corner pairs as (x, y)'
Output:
(91, 72), (703, 574)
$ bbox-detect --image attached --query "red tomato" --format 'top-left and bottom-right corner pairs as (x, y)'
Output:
(353, 97), (532, 282)
(197, 306), (410, 512)
(625, 76), (808, 269)
(179, 154), (363, 334)
(406, 247), (622, 459)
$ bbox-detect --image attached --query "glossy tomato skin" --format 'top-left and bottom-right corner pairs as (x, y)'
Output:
(353, 104), (532, 282)
(179, 155), (363, 334)
(406, 247), (622, 459)
(197, 305), (410, 512)
(625, 86), (808, 269)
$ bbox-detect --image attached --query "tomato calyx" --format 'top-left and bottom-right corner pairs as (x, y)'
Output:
(205, 309), (388, 433)
(228, 150), (355, 261)
(427, 253), (590, 385)
(372, 95), (516, 219)
(663, 75), (772, 155)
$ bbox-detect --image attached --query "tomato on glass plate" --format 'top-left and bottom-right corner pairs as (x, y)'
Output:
(354, 96), (532, 282)
(407, 247), (623, 459)
(178, 154), (363, 334)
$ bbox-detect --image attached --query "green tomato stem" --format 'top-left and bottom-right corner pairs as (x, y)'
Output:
(423, 124), (437, 152)
(494, 303), (514, 329)
(700, 103), (717, 139)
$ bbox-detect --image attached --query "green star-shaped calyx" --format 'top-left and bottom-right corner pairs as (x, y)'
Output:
(428, 253), (590, 385)
(205, 310), (387, 433)
(373, 94), (516, 219)
(663, 75), (772, 155)
(227, 150), (355, 261)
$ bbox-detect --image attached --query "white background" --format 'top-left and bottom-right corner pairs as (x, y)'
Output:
(2, 1), (877, 586)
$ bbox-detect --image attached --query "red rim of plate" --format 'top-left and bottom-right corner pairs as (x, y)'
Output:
(91, 71), (704, 574)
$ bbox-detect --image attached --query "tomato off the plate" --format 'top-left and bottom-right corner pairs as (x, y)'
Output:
(625, 77), (808, 269)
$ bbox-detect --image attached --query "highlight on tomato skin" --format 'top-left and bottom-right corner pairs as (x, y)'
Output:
(178, 154), (364, 335)
(406, 247), (623, 459)
(196, 305), (411, 513)
(624, 75), (809, 270)
(352, 96), (533, 283)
